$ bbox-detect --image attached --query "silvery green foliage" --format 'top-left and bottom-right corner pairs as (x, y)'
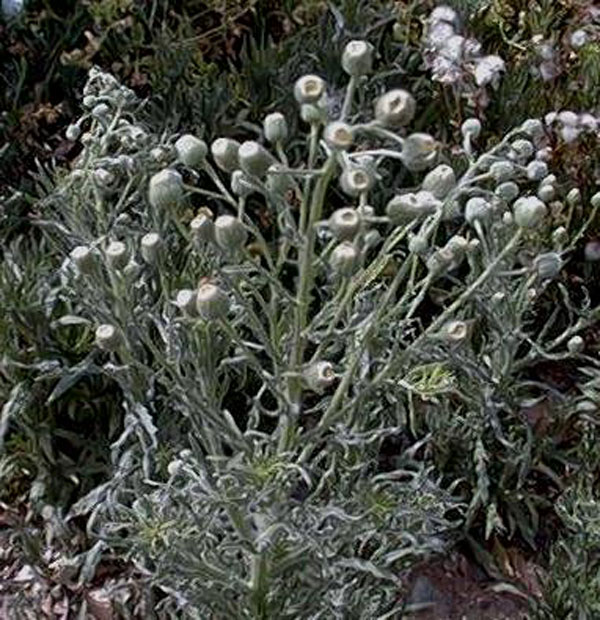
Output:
(39, 46), (600, 615)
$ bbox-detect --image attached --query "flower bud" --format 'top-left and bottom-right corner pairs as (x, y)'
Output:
(510, 139), (535, 161)
(324, 121), (354, 150)
(495, 181), (519, 202)
(95, 324), (121, 351)
(533, 252), (562, 279)
(93, 168), (115, 189)
(341, 40), (374, 76)
(513, 196), (547, 228)
(584, 240), (600, 262)
(330, 241), (359, 277)
(526, 160), (549, 181)
(300, 103), (326, 125)
(464, 197), (493, 225)
(149, 169), (184, 209)
(211, 138), (240, 173)
(214, 215), (247, 251)
(566, 187), (581, 206)
(230, 170), (255, 197)
(105, 241), (128, 270)
(552, 226), (568, 248)
(567, 335), (585, 354)
(196, 283), (229, 321)
(461, 118), (481, 139)
(570, 29), (588, 50)
(426, 247), (454, 276)
(521, 118), (544, 139)
(263, 112), (288, 144)
(91, 103), (110, 119)
(502, 212), (513, 226)
(442, 320), (469, 343)
(537, 183), (555, 202)
(238, 141), (276, 178)
(401, 133), (437, 171)
(294, 74), (325, 104)
(328, 208), (361, 240)
(408, 233), (429, 255)
(339, 167), (374, 197)
(70, 246), (96, 275)
(66, 124), (81, 141)
(422, 164), (456, 199)
(490, 161), (515, 182)
(175, 134), (208, 168)
(303, 361), (336, 393)
(535, 147), (552, 162)
(190, 208), (215, 244)
(374, 89), (416, 127)
(140, 232), (161, 264)
(175, 289), (197, 315)
(386, 191), (440, 222)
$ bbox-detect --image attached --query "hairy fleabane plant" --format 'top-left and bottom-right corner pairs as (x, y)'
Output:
(34, 38), (600, 616)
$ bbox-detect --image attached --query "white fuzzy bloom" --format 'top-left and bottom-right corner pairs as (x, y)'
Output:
(294, 75), (325, 104)
(474, 55), (505, 86)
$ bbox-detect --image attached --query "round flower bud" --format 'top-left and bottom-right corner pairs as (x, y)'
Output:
(70, 245), (96, 275)
(461, 118), (481, 139)
(303, 361), (336, 393)
(513, 196), (547, 228)
(149, 169), (184, 209)
(527, 160), (549, 181)
(339, 167), (374, 197)
(535, 147), (552, 162)
(408, 234), (429, 255)
(91, 103), (110, 120)
(374, 89), (416, 127)
(422, 164), (456, 199)
(490, 161), (515, 182)
(175, 134), (208, 168)
(521, 118), (544, 139)
(491, 292), (505, 304)
(495, 181), (519, 202)
(511, 139), (535, 160)
(570, 29), (588, 50)
(230, 170), (255, 197)
(263, 112), (288, 144)
(566, 187), (581, 206)
(175, 289), (197, 315)
(82, 95), (96, 109)
(294, 74), (325, 104)
(66, 124), (81, 141)
(300, 103), (326, 125)
(140, 232), (161, 264)
(93, 168), (115, 189)
(214, 215), (247, 251)
(238, 141), (275, 178)
(502, 212), (514, 226)
(537, 183), (556, 202)
(442, 320), (469, 343)
(324, 121), (353, 150)
(401, 133), (437, 171)
(386, 191), (440, 222)
(552, 226), (568, 248)
(591, 192), (600, 209)
(328, 208), (360, 240)
(95, 324), (121, 352)
(330, 241), (359, 277)
(584, 240), (600, 262)
(196, 283), (230, 321)
(533, 252), (562, 279)
(190, 208), (215, 245)
(341, 39), (374, 76)
(464, 197), (493, 225)
(426, 247), (454, 276)
(167, 460), (182, 477)
(211, 138), (240, 173)
(567, 335), (585, 354)
(105, 241), (128, 270)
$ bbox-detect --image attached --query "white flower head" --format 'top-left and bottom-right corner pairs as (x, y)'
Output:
(474, 55), (505, 87)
